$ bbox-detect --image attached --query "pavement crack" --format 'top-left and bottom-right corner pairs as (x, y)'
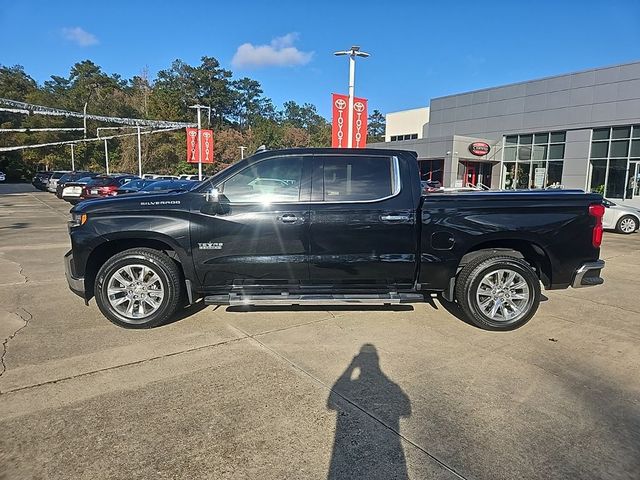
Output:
(229, 323), (470, 480)
(0, 334), (250, 396)
(0, 308), (32, 381)
(0, 254), (29, 284)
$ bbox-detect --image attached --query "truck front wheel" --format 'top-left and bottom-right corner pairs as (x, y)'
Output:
(455, 254), (541, 331)
(94, 248), (183, 328)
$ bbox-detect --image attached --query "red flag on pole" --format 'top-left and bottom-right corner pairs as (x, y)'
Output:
(351, 97), (368, 148)
(331, 93), (368, 148)
(186, 128), (198, 162)
(331, 93), (349, 148)
(186, 128), (214, 163)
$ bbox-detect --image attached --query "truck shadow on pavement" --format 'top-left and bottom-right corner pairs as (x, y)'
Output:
(327, 343), (411, 480)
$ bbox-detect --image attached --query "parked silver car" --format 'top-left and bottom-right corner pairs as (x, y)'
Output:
(602, 199), (640, 234)
(46, 170), (71, 193)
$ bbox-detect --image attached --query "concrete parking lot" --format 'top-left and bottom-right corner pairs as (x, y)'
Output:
(0, 184), (638, 480)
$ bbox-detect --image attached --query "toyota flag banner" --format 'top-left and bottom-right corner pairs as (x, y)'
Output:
(186, 128), (215, 163)
(331, 93), (368, 148)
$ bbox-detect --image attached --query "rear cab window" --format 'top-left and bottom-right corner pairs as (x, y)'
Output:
(318, 155), (399, 202)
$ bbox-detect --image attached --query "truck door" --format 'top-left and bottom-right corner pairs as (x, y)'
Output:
(308, 154), (418, 290)
(190, 155), (311, 288)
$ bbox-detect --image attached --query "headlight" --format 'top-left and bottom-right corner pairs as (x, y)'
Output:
(69, 212), (88, 228)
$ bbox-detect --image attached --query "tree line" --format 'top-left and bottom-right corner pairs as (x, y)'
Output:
(0, 58), (385, 180)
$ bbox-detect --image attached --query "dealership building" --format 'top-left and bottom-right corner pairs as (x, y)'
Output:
(372, 60), (640, 200)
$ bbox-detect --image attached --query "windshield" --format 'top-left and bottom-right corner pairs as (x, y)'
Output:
(86, 177), (114, 187)
(140, 180), (196, 192)
(122, 179), (153, 189)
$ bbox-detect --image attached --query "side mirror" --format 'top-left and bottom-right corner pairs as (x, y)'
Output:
(205, 187), (219, 203)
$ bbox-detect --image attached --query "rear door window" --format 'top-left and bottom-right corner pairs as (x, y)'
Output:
(321, 156), (396, 201)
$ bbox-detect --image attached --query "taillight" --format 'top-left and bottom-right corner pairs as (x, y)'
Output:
(98, 185), (118, 196)
(589, 203), (605, 248)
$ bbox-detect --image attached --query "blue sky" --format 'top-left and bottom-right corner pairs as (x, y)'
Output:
(1, 0), (639, 119)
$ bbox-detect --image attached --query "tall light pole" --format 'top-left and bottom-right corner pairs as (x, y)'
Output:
(104, 138), (110, 175)
(137, 125), (142, 177)
(334, 45), (370, 148)
(189, 104), (211, 180)
(70, 144), (75, 171)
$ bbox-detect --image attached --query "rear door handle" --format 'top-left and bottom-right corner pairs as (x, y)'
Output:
(380, 214), (410, 222)
(280, 214), (298, 223)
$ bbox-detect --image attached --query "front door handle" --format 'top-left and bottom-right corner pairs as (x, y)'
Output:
(380, 214), (410, 222)
(280, 214), (298, 223)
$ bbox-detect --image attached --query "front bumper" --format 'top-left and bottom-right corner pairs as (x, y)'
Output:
(64, 250), (86, 298)
(572, 260), (605, 288)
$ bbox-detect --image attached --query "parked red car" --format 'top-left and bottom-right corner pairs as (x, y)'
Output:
(80, 175), (139, 200)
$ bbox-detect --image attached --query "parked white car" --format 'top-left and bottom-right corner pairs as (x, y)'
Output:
(602, 199), (640, 234)
(46, 170), (70, 193)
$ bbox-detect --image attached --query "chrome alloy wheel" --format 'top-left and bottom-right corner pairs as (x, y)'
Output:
(106, 264), (165, 321)
(475, 269), (530, 322)
(620, 217), (637, 233)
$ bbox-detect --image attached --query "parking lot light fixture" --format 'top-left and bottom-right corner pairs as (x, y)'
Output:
(334, 46), (370, 148)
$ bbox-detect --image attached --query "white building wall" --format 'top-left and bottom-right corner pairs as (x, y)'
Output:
(385, 107), (430, 142)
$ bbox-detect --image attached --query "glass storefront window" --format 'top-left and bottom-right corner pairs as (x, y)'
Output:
(592, 128), (610, 141)
(612, 126), (631, 139)
(530, 161), (546, 188)
(547, 161), (563, 187)
(503, 162), (516, 189)
(503, 131), (566, 189)
(591, 142), (608, 158)
(632, 160), (640, 196)
(548, 144), (565, 159)
(626, 162), (637, 199)
(606, 159), (628, 199)
(532, 145), (547, 160)
(518, 146), (532, 161)
(516, 163), (530, 189)
(590, 160), (607, 194)
(633, 126), (640, 138)
(504, 146), (516, 161)
(630, 140), (640, 157)
(610, 140), (629, 157)
(534, 133), (549, 144)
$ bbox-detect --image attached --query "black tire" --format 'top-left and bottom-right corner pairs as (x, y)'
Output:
(455, 254), (541, 331)
(94, 248), (183, 329)
(615, 215), (638, 234)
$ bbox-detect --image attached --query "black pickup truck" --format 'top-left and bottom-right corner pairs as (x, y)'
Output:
(65, 148), (605, 331)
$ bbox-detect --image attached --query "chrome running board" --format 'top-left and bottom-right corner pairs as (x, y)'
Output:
(204, 292), (424, 306)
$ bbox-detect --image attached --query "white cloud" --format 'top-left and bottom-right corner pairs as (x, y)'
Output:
(232, 33), (313, 69)
(61, 27), (99, 47)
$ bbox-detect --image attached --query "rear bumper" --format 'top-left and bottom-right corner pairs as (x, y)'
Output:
(572, 260), (605, 288)
(64, 250), (86, 298)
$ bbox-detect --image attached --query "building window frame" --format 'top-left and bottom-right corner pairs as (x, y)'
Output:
(500, 131), (566, 189)
(588, 125), (640, 199)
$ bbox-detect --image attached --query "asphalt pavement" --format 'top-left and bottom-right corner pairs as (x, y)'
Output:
(1, 184), (639, 480)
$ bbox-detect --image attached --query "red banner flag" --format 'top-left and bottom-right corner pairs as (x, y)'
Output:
(331, 93), (349, 148)
(351, 97), (368, 148)
(331, 94), (368, 148)
(186, 128), (215, 163)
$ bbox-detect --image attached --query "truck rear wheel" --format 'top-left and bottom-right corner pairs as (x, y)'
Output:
(94, 248), (183, 329)
(455, 254), (541, 331)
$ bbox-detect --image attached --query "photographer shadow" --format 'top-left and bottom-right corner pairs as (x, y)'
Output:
(327, 344), (411, 480)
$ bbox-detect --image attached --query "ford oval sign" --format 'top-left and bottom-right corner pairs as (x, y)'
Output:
(469, 142), (490, 156)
